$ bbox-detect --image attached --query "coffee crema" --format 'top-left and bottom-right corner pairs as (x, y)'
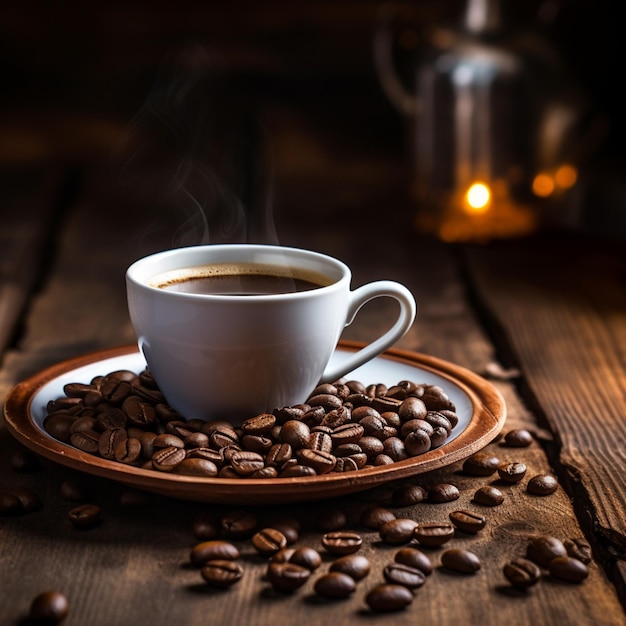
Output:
(149, 263), (333, 296)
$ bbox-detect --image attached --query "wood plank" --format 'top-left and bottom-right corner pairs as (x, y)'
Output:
(462, 234), (626, 596)
(1, 168), (625, 624)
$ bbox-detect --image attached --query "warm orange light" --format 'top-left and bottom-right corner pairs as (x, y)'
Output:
(464, 182), (491, 214)
(532, 173), (555, 197)
(555, 164), (578, 189)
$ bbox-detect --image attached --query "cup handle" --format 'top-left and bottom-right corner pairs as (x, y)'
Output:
(320, 280), (417, 383)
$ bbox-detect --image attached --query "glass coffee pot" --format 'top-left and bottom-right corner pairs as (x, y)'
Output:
(375, 0), (592, 241)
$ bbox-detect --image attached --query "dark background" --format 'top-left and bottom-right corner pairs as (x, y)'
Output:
(0, 0), (623, 232)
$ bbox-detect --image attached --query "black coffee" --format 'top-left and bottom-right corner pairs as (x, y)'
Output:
(151, 263), (332, 295)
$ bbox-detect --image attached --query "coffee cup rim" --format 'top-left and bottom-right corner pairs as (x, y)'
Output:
(126, 243), (350, 300)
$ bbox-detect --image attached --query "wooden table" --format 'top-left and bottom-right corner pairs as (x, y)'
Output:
(1, 134), (625, 625)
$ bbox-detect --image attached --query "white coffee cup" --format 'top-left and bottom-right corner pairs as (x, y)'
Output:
(126, 244), (416, 423)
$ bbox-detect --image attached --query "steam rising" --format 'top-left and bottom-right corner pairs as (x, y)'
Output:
(115, 45), (277, 253)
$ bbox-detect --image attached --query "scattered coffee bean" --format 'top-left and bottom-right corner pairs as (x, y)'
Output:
(503, 558), (542, 589)
(322, 531), (363, 555)
(0, 490), (22, 516)
(383, 562), (426, 589)
(314, 572), (356, 598)
(394, 547), (433, 575)
(527, 474), (558, 496)
(497, 462), (527, 484)
(414, 522), (455, 547)
(288, 547), (323, 571)
(265, 516), (300, 545)
(329, 554), (371, 580)
(379, 518), (419, 545)
(193, 512), (220, 540)
(365, 583), (413, 612)
(473, 485), (504, 506)
(503, 429), (533, 447)
(190, 540), (240, 567)
(526, 536), (567, 568)
(11, 448), (41, 472)
(266, 561), (311, 593)
(316, 508), (347, 532)
(391, 484), (427, 507)
(60, 478), (91, 502)
(428, 483), (460, 503)
(462, 452), (500, 476)
(221, 510), (258, 539)
(201, 560), (244, 588)
(449, 510), (486, 534)
(252, 528), (288, 557)
(548, 556), (589, 583)
(359, 506), (396, 530)
(29, 590), (69, 624)
(68, 503), (102, 529)
(440, 548), (481, 574)
(10, 486), (42, 513)
(564, 538), (592, 564)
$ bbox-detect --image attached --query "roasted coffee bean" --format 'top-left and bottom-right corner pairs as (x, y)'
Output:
(10, 486), (42, 513)
(193, 513), (220, 540)
(308, 393), (343, 411)
(503, 428), (533, 447)
(307, 430), (333, 454)
(60, 478), (90, 502)
(394, 547), (433, 575)
(404, 429), (431, 456)
(321, 406), (352, 429)
(44, 413), (74, 442)
(288, 547), (323, 571)
(229, 450), (266, 476)
(241, 413), (276, 435)
(414, 522), (455, 547)
(422, 385), (455, 411)
(548, 556), (589, 583)
(367, 383), (388, 398)
(398, 397), (427, 421)
(279, 420), (311, 450)
(210, 428), (239, 450)
(265, 516), (300, 545)
(428, 483), (460, 503)
(221, 510), (258, 539)
(386, 380), (420, 399)
(252, 528), (287, 556)
(174, 458), (219, 477)
(0, 491), (22, 516)
(266, 561), (311, 592)
(441, 548), (481, 574)
(358, 436), (385, 459)
(151, 446), (185, 471)
(322, 531), (363, 555)
(527, 474), (558, 495)
(503, 558), (542, 589)
(270, 547), (296, 563)
(526, 536), (567, 568)
(330, 554), (371, 580)
(265, 443), (293, 468)
(462, 452), (500, 476)
(379, 518), (419, 545)
(382, 437), (407, 461)
(29, 590), (69, 624)
(333, 457), (360, 473)
(330, 423), (364, 446)
(473, 486), (504, 507)
(69, 429), (100, 454)
(201, 560), (243, 588)
(391, 484), (427, 507)
(360, 506), (396, 530)
(449, 510), (486, 534)
(11, 448), (41, 472)
(374, 454), (395, 466)
(365, 583), (413, 612)
(425, 410), (452, 434)
(345, 380), (367, 394)
(279, 464), (316, 478)
(429, 426), (449, 448)
(383, 563), (426, 589)
(165, 420), (195, 439)
(314, 571), (356, 598)
(190, 540), (240, 567)
(564, 538), (592, 564)
(296, 448), (336, 474)
(316, 509), (347, 532)
(153, 433), (184, 450)
(122, 396), (156, 427)
(401, 418), (433, 438)
(114, 437), (142, 464)
(68, 503), (102, 529)
(184, 432), (210, 449)
(497, 461), (527, 484)
(97, 428), (126, 459)
(69, 416), (97, 434)
(371, 396), (402, 414)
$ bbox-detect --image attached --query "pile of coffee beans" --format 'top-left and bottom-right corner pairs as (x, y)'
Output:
(42, 369), (460, 478)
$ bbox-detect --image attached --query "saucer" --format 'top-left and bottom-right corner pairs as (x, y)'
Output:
(4, 341), (506, 504)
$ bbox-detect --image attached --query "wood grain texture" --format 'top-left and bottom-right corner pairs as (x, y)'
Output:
(463, 235), (626, 597)
(1, 162), (625, 624)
